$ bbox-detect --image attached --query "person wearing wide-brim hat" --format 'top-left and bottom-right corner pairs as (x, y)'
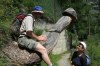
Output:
(18, 6), (53, 66)
(31, 6), (44, 19)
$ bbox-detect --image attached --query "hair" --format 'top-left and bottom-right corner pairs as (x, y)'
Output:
(79, 43), (85, 49)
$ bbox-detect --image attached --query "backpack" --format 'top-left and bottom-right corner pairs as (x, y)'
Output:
(10, 13), (27, 41)
(86, 54), (91, 66)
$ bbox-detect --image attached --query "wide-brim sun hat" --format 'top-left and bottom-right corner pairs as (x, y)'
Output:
(79, 41), (87, 49)
(62, 7), (77, 20)
(32, 6), (44, 13)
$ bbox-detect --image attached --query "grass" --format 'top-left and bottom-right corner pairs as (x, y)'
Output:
(41, 51), (70, 66)
(41, 53), (61, 66)
(86, 35), (100, 66)
(0, 51), (8, 66)
(0, 19), (11, 47)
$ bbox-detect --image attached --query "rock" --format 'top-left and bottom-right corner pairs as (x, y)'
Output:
(52, 30), (68, 55)
(1, 8), (77, 65)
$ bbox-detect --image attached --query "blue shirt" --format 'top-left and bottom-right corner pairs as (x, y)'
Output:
(71, 51), (87, 66)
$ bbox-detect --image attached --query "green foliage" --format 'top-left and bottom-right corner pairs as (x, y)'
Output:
(0, 19), (11, 48)
(0, 57), (7, 66)
(33, 27), (44, 36)
(86, 35), (100, 66)
(0, 0), (19, 20)
(0, 52), (8, 66)
(41, 53), (61, 66)
(60, 0), (100, 38)
(32, 0), (62, 22)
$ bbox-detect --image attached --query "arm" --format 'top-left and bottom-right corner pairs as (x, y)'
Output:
(26, 31), (47, 41)
(25, 16), (47, 41)
(71, 51), (77, 61)
(71, 51), (77, 65)
(80, 55), (87, 66)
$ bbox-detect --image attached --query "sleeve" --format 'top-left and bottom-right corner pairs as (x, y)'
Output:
(81, 55), (87, 66)
(71, 51), (77, 61)
(25, 16), (34, 31)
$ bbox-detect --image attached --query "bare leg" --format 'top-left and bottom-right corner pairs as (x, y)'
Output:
(35, 43), (52, 66)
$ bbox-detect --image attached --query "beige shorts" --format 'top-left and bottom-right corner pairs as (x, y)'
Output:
(18, 36), (39, 50)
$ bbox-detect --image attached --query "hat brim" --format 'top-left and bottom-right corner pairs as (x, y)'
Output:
(32, 10), (44, 13)
(62, 12), (77, 19)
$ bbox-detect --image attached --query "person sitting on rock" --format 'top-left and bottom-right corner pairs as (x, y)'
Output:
(18, 6), (52, 66)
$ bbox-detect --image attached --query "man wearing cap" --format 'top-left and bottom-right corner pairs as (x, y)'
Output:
(71, 41), (88, 66)
(18, 6), (52, 66)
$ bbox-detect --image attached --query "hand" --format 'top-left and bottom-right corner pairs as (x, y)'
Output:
(37, 35), (47, 41)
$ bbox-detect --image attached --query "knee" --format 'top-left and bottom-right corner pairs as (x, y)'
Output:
(41, 47), (47, 53)
(39, 47), (47, 54)
(36, 43), (47, 53)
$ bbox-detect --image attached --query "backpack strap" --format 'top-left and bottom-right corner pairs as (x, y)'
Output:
(85, 54), (90, 65)
(27, 14), (35, 27)
(19, 14), (35, 37)
(79, 54), (88, 66)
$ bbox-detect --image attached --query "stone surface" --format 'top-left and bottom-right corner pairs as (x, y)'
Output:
(1, 14), (72, 65)
(58, 53), (71, 66)
(52, 30), (67, 55)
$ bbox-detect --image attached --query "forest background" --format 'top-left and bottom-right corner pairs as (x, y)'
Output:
(0, 0), (100, 66)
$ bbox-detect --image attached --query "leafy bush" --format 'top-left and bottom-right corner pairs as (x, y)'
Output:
(33, 27), (44, 36)
(86, 35), (100, 66)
